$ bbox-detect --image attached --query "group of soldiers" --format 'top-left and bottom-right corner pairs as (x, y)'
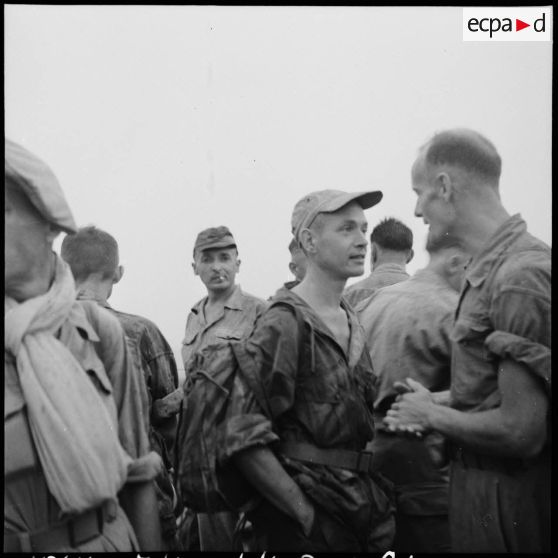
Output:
(4, 127), (550, 553)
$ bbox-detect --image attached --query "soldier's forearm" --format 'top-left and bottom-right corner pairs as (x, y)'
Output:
(234, 445), (314, 533)
(119, 480), (163, 550)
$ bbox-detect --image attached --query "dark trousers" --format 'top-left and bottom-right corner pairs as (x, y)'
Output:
(449, 454), (550, 553)
(247, 499), (363, 553)
(394, 513), (451, 553)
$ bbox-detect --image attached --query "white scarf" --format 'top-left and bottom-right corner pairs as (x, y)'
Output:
(4, 256), (131, 514)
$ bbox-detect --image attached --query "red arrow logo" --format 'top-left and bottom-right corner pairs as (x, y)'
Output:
(516, 19), (530, 31)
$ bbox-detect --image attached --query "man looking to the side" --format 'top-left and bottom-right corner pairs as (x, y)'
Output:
(219, 190), (395, 552)
(385, 128), (550, 553)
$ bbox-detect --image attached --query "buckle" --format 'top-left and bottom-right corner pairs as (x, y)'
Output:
(68, 508), (101, 547)
(103, 499), (118, 523)
(356, 451), (373, 473)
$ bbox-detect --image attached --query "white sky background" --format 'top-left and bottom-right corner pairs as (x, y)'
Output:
(5, 5), (552, 369)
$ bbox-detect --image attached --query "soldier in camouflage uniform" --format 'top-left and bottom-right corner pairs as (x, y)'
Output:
(176, 226), (267, 551)
(219, 190), (396, 552)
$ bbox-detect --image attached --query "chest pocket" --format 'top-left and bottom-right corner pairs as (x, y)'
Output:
(452, 315), (495, 362)
(214, 328), (243, 342)
(4, 388), (39, 479)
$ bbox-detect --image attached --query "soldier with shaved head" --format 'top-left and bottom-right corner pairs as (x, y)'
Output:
(385, 129), (550, 553)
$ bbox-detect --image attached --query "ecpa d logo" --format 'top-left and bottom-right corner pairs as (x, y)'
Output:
(463, 7), (551, 42)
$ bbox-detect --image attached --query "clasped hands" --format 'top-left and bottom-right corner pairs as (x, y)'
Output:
(383, 377), (435, 438)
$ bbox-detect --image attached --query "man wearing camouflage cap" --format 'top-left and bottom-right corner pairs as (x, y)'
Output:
(219, 190), (395, 552)
(4, 139), (163, 551)
(175, 226), (267, 551)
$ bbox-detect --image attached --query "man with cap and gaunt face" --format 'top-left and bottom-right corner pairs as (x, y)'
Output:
(175, 226), (267, 552)
(4, 139), (163, 552)
(218, 190), (395, 553)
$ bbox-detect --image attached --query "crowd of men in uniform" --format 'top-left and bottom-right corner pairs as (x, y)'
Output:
(4, 128), (550, 553)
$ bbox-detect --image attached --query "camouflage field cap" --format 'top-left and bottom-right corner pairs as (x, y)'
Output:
(5, 138), (77, 234)
(291, 189), (383, 241)
(194, 226), (237, 255)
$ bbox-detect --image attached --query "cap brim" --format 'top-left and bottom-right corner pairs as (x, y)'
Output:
(195, 240), (237, 252)
(322, 190), (383, 213)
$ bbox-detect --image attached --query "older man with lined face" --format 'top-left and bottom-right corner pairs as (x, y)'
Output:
(4, 139), (163, 552)
(385, 128), (551, 553)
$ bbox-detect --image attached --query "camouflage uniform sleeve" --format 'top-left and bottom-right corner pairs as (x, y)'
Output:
(218, 306), (300, 463)
(140, 324), (182, 463)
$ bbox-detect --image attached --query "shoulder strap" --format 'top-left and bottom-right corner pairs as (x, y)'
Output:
(267, 300), (307, 373)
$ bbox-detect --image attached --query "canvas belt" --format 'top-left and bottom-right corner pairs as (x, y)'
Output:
(280, 441), (374, 474)
(4, 499), (117, 552)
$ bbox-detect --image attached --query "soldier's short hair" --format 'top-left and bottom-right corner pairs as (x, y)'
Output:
(370, 217), (413, 252)
(61, 226), (119, 281)
(422, 128), (502, 182)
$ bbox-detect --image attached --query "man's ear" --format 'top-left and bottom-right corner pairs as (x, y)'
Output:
(435, 171), (453, 203)
(191, 261), (198, 276)
(406, 248), (414, 264)
(235, 258), (241, 272)
(299, 229), (315, 254)
(289, 261), (297, 276)
(113, 264), (124, 284)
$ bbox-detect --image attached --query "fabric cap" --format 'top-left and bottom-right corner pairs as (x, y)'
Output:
(194, 226), (236, 254)
(291, 189), (383, 241)
(5, 139), (77, 234)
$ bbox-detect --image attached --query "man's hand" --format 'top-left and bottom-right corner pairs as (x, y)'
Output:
(383, 378), (435, 437)
(298, 499), (316, 537)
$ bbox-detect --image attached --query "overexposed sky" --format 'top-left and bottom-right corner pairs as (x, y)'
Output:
(5, 5), (552, 367)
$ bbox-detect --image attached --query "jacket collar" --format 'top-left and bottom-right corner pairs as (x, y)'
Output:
(191, 284), (244, 314)
(271, 286), (366, 367)
(464, 214), (526, 288)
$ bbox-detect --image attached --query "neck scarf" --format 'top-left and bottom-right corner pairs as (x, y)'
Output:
(5, 255), (131, 514)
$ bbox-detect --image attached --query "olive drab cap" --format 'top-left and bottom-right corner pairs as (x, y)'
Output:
(291, 189), (383, 241)
(5, 138), (77, 234)
(193, 226), (237, 255)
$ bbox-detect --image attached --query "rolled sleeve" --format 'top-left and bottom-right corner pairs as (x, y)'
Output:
(126, 451), (164, 483)
(218, 365), (279, 463)
(152, 387), (183, 421)
(220, 413), (279, 462)
(486, 331), (551, 394)
(217, 311), (299, 463)
(489, 266), (550, 395)
(242, 306), (301, 418)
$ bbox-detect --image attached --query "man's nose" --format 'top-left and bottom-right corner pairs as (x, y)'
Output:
(414, 200), (422, 218)
(356, 228), (367, 246)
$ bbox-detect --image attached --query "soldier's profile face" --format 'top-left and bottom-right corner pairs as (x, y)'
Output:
(193, 246), (240, 294)
(412, 155), (454, 247)
(311, 201), (368, 280)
